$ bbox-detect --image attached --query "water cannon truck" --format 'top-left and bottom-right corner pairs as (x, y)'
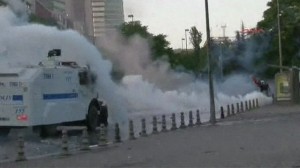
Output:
(0, 49), (108, 137)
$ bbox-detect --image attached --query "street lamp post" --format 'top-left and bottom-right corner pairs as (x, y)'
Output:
(204, 0), (216, 124)
(182, 38), (185, 51)
(128, 14), (134, 22)
(185, 29), (189, 54)
(220, 25), (226, 81)
(219, 42), (224, 80)
(276, 0), (283, 72)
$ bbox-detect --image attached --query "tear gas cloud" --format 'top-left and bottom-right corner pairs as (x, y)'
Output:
(239, 36), (270, 73)
(218, 34), (270, 75)
(0, 7), (127, 124)
(0, 5), (272, 123)
(96, 26), (272, 117)
(97, 32), (194, 90)
(3, 0), (27, 20)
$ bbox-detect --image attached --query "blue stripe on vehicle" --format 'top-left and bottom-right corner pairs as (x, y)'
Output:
(43, 93), (78, 100)
(13, 95), (23, 101)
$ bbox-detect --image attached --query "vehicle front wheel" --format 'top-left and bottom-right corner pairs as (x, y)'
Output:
(99, 105), (108, 126)
(87, 105), (98, 132)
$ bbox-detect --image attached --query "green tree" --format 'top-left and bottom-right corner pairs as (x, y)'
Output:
(235, 31), (241, 42)
(120, 21), (151, 38)
(0, 0), (6, 6)
(234, 22), (246, 58)
(241, 22), (246, 42)
(257, 0), (300, 77)
(119, 21), (208, 75)
(119, 21), (174, 60)
(189, 26), (202, 57)
(188, 26), (203, 75)
(151, 34), (174, 59)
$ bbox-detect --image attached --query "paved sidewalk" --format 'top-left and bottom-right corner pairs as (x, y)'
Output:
(2, 104), (300, 167)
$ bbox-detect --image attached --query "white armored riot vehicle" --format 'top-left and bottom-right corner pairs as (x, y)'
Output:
(0, 49), (108, 136)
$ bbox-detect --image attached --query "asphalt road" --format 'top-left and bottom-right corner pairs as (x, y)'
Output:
(2, 103), (300, 167)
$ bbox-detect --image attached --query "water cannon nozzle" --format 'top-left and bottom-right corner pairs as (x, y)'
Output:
(48, 49), (61, 57)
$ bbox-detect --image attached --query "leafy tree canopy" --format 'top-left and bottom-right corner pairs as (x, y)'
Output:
(119, 22), (206, 76)
(119, 21), (173, 59)
(120, 21), (151, 39)
(257, 0), (300, 77)
(0, 0), (6, 6)
(189, 26), (202, 54)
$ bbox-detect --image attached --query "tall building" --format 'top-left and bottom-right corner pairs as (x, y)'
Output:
(85, 0), (124, 44)
(26, 0), (124, 48)
(50, 0), (124, 46)
(25, 0), (54, 22)
(52, 0), (78, 30)
(85, 0), (106, 42)
(24, 0), (36, 14)
(104, 0), (124, 32)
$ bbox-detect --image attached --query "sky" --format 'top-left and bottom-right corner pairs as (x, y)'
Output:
(123, 0), (271, 49)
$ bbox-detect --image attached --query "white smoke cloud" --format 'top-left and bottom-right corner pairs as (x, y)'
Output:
(97, 31), (194, 90)
(3, 0), (28, 21)
(0, 7), (127, 125)
(216, 74), (256, 95)
(240, 35), (271, 73)
(96, 29), (272, 121)
(0, 4), (272, 128)
(94, 20), (273, 122)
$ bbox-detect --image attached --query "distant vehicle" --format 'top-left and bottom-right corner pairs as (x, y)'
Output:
(252, 76), (270, 96)
(0, 49), (108, 137)
(241, 28), (264, 35)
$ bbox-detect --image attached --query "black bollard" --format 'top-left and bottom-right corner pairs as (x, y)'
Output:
(240, 102), (244, 112)
(188, 111), (194, 127)
(140, 118), (147, 137)
(98, 124), (108, 147)
(245, 101), (248, 111)
(60, 129), (70, 156)
(171, 113), (177, 130)
(227, 104), (230, 117)
(152, 116), (158, 134)
(114, 123), (122, 143)
(179, 112), (186, 129)
(220, 106), (225, 119)
(231, 104), (235, 115)
(256, 98), (259, 107)
(249, 100), (252, 110)
(81, 127), (90, 150)
(129, 120), (136, 140)
(195, 110), (201, 125)
(252, 99), (256, 108)
(236, 103), (240, 113)
(16, 133), (26, 161)
(161, 115), (167, 132)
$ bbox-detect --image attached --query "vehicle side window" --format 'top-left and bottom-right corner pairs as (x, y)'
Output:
(90, 73), (97, 84)
(78, 70), (97, 85)
(78, 71), (89, 85)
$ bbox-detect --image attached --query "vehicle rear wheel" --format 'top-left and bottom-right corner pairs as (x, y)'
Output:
(0, 127), (10, 137)
(87, 105), (98, 132)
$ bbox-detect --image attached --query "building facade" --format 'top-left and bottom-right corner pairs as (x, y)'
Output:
(27, 0), (124, 47)
(84, 0), (124, 44)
